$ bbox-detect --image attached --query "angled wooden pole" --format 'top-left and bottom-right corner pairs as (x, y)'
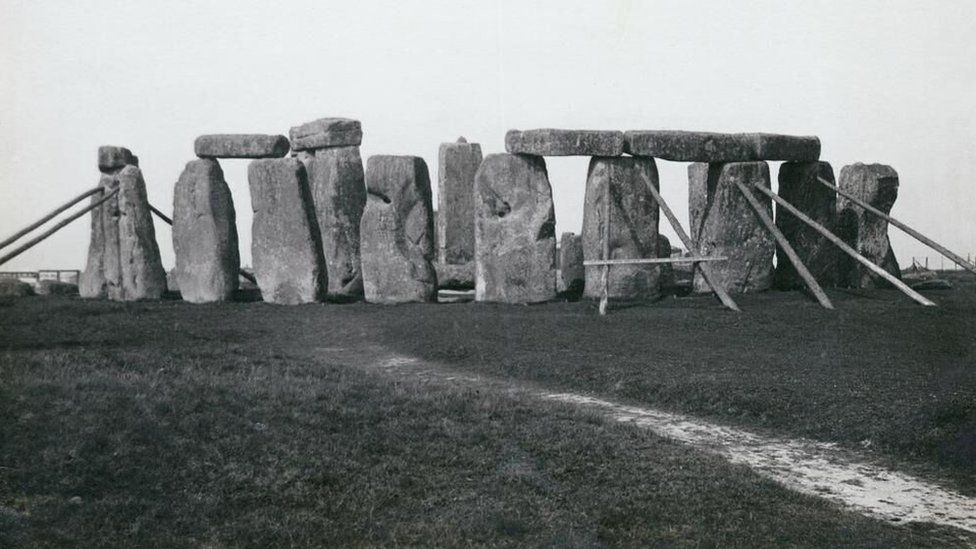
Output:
(0, 186), (102, 251)
(753, 184), (935, 307)
(644, 181), (741, 312)
(599, 180), (611, 316)
(147, 203), (257, 286)
(733, 181), (834, 310)
(0, 188), (119, 267)
(817, 176), (975, 275)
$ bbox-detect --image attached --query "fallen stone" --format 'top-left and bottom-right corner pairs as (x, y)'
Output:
(623, 131), (753, 162)
(289, 118), (362, 151)
(306, 146), (367, 297)
(582, 157), (661, 299)
(688, 162), (775, 294)
(836, 163), (901, 288)
(173, 159), (240, 303)
(435, 261), (474, 290)
(775, 161), (839, 289)
(505, 129), (624, 156)
(79, 173), (117, 299)
(360, 155), (437, 303)
(113, 166), (167, 300)
(195, 134), (290, 159)
(438, 137), (483, 264)
(474, 153), (556, 303)
(248, 158), (327, 304)
(624, 131), (820, 162)
(0, 279), (34, 297)
(558, 232), (584, 297)
(98, 146), (137, 173)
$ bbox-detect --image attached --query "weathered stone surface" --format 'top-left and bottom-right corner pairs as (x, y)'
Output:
(624, 131), (752, 162)
(438, 137), (483, 264)
(624, 131), (820, 162)
(307, 146), (367, 297)
(657, 234), (674, 288)
(289, 118), (362, 151)
(474, 154), (556, 303)
(435, 261), (474, 290)
(836, 163), (901, 288)
(505, 129), (624, 156)
(582, 157), (661, 299)
(360, 155), (437, 303)
(775, 161), (839, 289)
(173, 159), (240, 303)
(79, 174), (117, 298)
(113, 166), (167, 300)
(688, 162), (775, 294)
(98, 146), (136, 173)
(248, 158), (327, 304)
(195, 134), (290, 159)
(0, 279), (34, 297)
(558, 232), (583, 295)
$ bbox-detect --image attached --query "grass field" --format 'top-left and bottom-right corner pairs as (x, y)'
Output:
(1, 274), (974, 546)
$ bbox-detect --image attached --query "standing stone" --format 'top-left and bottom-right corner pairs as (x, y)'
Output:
(836, 163), (901, 288)
(582, 157), (661, 299)
(775, 162), (839, 289)
(558, 232), (584, 295)
(113, 166), (167, 300)
(79, 173), (117, 299)
(307, 146), (367, 298)
(688, 162), (775, 294)
(101, 174), (124, 300)
(98, 146), (137, 173)
(474, 154), (556, 303)
(248, 158), (327, 304)
(657, 234), (674, 288)
(438, 137), (483, 264)
(360, 156), (437, 303)
(173, 159), (240, 303)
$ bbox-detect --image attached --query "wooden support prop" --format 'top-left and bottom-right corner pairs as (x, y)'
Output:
(584, 256), (726, 266)
(599, 180), (611, 316)
(643, 181), (741, 312)
(0, 186), (102, 251)
(817, 176), (976, 275)
(0, 188), (119, 268)
(147, 203), (257, 285)
(753, 184), (936, 307)
(733, 181), (834, 310)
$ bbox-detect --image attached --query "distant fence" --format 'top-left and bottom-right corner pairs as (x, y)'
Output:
(910, 255), (976, 271)
(0, 270), (80, 284)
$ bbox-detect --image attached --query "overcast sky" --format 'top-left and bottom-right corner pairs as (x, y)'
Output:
(2, 0), (974, 272)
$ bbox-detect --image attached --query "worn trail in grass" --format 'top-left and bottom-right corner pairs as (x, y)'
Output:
(347, 347), (976, 535)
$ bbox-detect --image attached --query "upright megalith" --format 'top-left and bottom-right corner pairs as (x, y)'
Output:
(248, 158), (327, 304)
(79, 172), (120, 298)
(360, 155), (437, 303)
(582, 157), (661, 300)
(836, 163), (901, 288)
(172, 159), (240, 303)
(306, 146), (367, 297)
(558, 232), (584, 295)
(195, 134), (290, 159)
(775, 162), (839, 289)
(474, 154), (556, 303)
(113, 165), (167, 300)
(438, 137), (483, 265)
(688, 162), (775, 294)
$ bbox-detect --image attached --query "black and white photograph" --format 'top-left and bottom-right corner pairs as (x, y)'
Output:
(1, 1), (974, 546)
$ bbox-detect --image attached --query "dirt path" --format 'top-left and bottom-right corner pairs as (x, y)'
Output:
(318, 346), (976, 536)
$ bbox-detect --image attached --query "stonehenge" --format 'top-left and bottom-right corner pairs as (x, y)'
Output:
(775, 162), (838, 289)
(689, 162), (776, 294)
(173, 159), (240, 303)
(474, 153), (556, 304)
(248, 158), (327, 304)
(837, 163), (901, 288)
(66, 123), (931, 310)
(360, 155), (438, 304)
(582, 157), (662, 300)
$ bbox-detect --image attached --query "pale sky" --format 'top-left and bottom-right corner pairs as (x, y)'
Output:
(2, 0), (974, 272)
